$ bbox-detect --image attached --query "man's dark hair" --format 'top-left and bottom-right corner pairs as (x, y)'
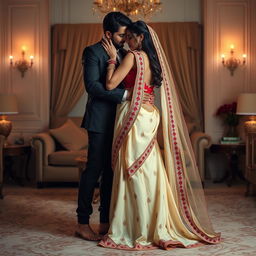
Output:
(103, 12), (132, 33)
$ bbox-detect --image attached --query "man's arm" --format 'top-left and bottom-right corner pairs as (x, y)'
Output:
(83, 47), (125, 103)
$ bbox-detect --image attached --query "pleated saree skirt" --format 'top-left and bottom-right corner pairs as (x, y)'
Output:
(99, 101), (200, 250)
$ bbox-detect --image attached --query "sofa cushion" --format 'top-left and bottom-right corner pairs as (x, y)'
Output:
(49, 119), (87, 151)
(48, 149), (87, 166)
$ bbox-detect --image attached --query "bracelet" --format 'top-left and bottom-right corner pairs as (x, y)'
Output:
(107, 59), (117, 65)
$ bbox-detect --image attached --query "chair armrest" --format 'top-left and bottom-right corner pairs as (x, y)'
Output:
(190, 131), (212, 182)
(32, 132), (56, 166)
(31, 132), (56, 183)
(190, 132), (212, 153)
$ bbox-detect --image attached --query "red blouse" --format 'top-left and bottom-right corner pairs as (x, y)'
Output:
(123, 68), (154, 94)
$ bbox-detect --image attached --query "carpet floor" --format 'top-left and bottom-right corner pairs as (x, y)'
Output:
(0, 181), (256, 256)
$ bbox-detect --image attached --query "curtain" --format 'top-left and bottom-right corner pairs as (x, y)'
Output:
(50, 24), (102, 128)
(50, 22), (203, 130)
(150, 22), (203, 130)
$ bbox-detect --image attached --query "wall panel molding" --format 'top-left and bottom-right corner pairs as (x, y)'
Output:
(204, 0), (254, 143)
(1, 0), (50, 143)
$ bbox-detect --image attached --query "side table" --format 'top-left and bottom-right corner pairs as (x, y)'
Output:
(75, 156), (87, 180)
(210, 143), (245, 186)
(245, 132), (256, 196)
(1, 144), (31, 198)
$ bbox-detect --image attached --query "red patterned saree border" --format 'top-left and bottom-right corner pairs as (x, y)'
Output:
(127, 135), (156, 177)
(148, 26), (221, 244)
(112, 51), (145, 169)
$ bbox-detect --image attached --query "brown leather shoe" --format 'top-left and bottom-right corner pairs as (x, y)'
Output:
(75, 224), (102, 241)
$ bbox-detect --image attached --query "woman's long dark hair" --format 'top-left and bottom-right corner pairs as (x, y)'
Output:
(127, 21), (162, 87)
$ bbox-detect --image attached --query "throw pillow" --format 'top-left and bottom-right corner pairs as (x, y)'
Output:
(49, 119), (87, 151)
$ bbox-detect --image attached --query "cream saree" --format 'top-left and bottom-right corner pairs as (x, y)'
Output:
(99, 26), (221, 250)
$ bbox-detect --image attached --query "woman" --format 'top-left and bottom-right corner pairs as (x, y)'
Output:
(99, 21), (220, 250)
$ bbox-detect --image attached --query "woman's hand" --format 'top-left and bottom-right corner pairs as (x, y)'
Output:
(102, 38), (117, 60)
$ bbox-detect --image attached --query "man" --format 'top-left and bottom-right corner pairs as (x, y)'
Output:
(76, 12), (132, 241)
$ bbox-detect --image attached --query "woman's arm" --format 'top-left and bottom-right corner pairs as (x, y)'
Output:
(106, 52), (134, 90)
(102, 39), (135, 90)
(83, 47), (125, 103)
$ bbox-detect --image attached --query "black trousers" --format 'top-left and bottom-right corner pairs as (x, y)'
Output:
(76, 131), (113, 224)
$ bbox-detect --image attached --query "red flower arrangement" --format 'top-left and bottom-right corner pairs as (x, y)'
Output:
(216, 102), (239, 126)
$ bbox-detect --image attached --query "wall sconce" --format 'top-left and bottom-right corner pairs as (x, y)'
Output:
(9, 47), (34, 78)
(221, 45), (246, 76)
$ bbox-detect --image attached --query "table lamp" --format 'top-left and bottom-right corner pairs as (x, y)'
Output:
(0, 94), (18, 146)
(236, 93), (256, 132)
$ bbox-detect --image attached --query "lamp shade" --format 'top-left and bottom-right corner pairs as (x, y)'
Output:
(0, 94), (18, 114)
(236, 93), (256, 115)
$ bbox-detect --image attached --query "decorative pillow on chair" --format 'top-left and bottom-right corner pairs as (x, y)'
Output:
(49, 119), (87, 151)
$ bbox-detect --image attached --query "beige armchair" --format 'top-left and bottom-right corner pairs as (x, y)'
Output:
(32, 131), (88, 188)
(157, 121), (212, 184)
(189, 124), (212, 183)
(0, 135), (5, 198)
(32, 119), (211, 188)
(31, 118), (88, 188)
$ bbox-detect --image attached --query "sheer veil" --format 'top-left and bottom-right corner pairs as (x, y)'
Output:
(147, 25), (221, 243)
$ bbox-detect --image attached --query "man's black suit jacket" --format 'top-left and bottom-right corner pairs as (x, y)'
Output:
(81, 42), (126, 133)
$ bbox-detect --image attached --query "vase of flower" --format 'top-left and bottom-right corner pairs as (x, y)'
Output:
(216, 102), (240, 137)
(225, 124), (238, 137)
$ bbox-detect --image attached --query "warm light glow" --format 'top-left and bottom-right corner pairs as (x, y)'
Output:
(9, 49), (34, 77)
(244, 120), (256, 133)
(0, 119), (8, 124)
(0, 94), (18, 145)
(9, 56), (14, 65)
(221, 46), (246, 76)
(21, 45), (27, 51)
(30, 55), (34, 65)
(0, 115), (7, 122)
(92, 0), (162, 20)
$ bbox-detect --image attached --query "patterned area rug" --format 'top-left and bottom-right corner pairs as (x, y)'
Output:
(0, 182), (256, 256)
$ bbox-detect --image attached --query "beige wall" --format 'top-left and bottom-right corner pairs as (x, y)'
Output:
(50, 0), (201, 24)
(0, 0), (201, 143)
(49, 0), (202, 117)
(204, 0), (256, 143)
(0, 0), (50, 143)
(5, 0), (256, 144)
